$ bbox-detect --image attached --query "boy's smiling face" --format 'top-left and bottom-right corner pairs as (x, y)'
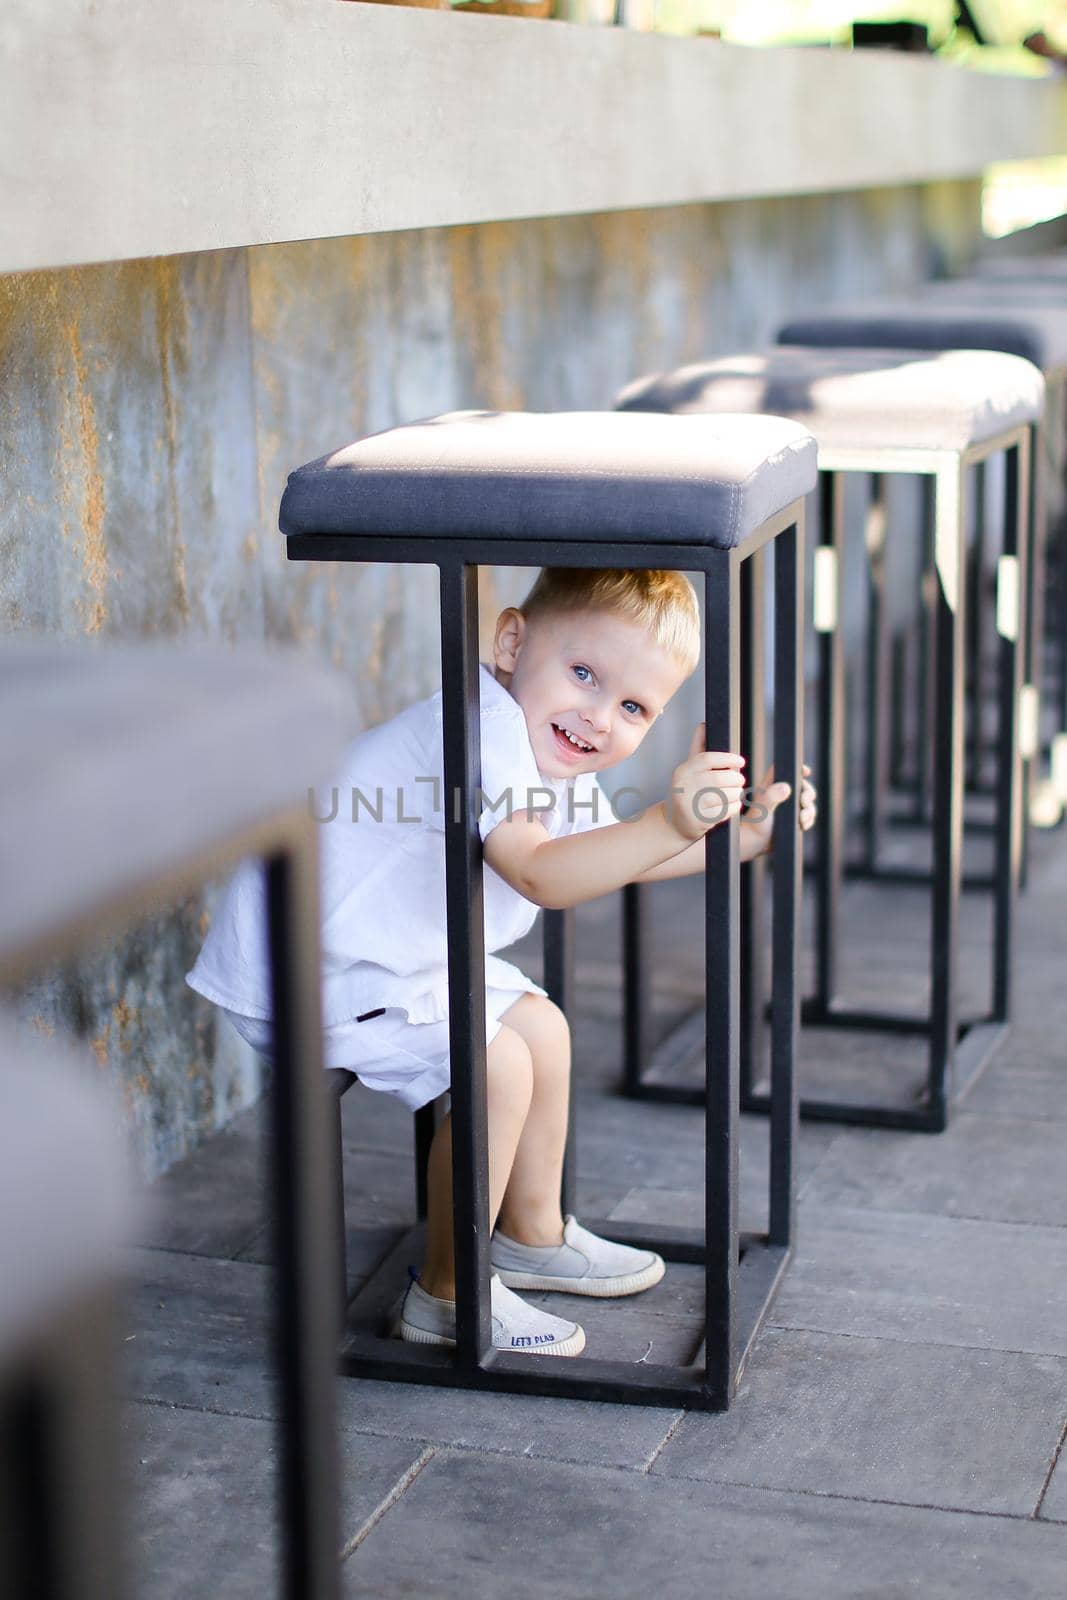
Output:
(492, 606), (692, 780)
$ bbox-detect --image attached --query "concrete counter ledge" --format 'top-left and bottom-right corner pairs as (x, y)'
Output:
(4, 0), (1067, 275)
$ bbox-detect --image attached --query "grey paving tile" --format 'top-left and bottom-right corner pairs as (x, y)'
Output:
(574, 1098), (836, 1228)
(793, 1026), (937, 1109)
(134, 1102), (266, 1259)
(802, 1113), (1067, 1226)
(237, 1218), (404, 1291)
(339, 1144), (419, 1226)
(124, 1400), (425, 1600)
(1040, 1440), (1067, 1522)
(340, 1078), (416, 1155)
(653, 1327), (1067, 1516)
(122, 1246), (274, 1418)
(607, 1182), (781, 1246)
(342, 1448), (1067, 1600)
(519, 1276), (704, 1367)
(123, 1246), (681, 1471)
(965, 1056), (1067, 1121)
(336, 1380), (680, 1473)
(775, 1206), (1067, 1357)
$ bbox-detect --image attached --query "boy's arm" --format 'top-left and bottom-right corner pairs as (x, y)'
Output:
(483, 802), (694, 910)
(631, 819), (770, 882)
(483, 727), (748, 910)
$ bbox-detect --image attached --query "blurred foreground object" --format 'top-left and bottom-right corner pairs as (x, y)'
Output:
(0, 1013), (129, 1600)
(0, 636), (357, 1600)
(852, 21), (931, 51)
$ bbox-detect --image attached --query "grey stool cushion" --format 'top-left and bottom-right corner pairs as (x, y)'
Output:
(279, 410), (817, 552)
(778, 293), (1067, 375)
(972, 252), (1067, 283)
(922, 276), (1067, 307)
(617, 347), (1045, 455)
(0, 639), (356, 972)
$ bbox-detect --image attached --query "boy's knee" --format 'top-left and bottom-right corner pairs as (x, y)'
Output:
(511, 993), (571, 1058)
(486, 1023), (534, 1109)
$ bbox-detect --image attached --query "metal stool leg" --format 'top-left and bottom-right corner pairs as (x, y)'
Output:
(702, 553), (741, 1409)
(543, 906), (576, 1215)
(863, 474), (891, 863)
(889, 624), (911, 791)
(992, 436), (1029, 1021)
(439, 559), (492, 1369)
(966, 461), (989, 791)
(916, 477), (939, 827)
(809, 470), (845, 1021)
(770, 518), (803, 1247)
(621, 882), (651, 1097)
(1022, 419), (1047, 878)
(325, 1068), (356, 1334)
(413, 1102), (436, 1221)
(266, 833), (341, 1600)
(739, 547), (768, 1106)
(925, 465), (966, 1124)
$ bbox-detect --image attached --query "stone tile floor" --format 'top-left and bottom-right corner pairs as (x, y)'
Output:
(124, 824), (1067, 1598)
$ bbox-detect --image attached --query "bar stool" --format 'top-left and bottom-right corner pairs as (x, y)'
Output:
(0, 638), (354, 1600)
(777, 293), (1067, 839)
(618, 346), (1042, 1130)
(919, 276), (1067, 797)
(280, 408), (817, 1410)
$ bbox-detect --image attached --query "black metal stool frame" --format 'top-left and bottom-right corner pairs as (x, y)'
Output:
(1, 809), (341, 1600)
(623, 422), (1030, 1134)
(861, 410), (1046, 867)
(287, 510), (804, 1412)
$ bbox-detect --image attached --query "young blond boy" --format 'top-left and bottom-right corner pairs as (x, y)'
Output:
(187, 568), (815, 1357)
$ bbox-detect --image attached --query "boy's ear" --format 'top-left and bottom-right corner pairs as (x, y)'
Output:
(492, 607), (526, 673)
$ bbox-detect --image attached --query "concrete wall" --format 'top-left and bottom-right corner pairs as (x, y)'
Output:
(7, 0), (1064, 273)
(1, 181), (983, 1178)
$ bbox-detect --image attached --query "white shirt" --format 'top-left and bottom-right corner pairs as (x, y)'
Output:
(187, 664), (611, 1027)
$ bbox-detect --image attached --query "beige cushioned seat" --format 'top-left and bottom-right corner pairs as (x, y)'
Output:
(616, 346), (1045, 456)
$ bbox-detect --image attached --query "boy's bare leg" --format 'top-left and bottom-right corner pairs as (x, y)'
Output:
(495, 993), (571, 1247)
(419, 1022), (533, 1300)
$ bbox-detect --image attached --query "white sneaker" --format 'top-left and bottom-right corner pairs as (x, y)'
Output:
(397, 1272), (586, 1357)
(491, 1215), (665, 1298)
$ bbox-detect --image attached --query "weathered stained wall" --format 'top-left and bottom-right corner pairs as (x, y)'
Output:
(1, 182), (983, 1178)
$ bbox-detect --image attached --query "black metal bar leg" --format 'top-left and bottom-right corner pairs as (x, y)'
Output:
(889, 625), (911, 791)
(328, 1075), (352, 1333)
(1021, 418), (1046, 876)
(864, 474), (891, 861)
(769, 519), (803, 1247)
(543, 906), (577, 1215)
(739, 547), (767, 1102)
(414, 1102), (436, 1221)
(914, 476), (938, 825)
(702, 554), (741, 1408)
(266, 833), (341, 1600)
(438, 560), (492, 1367)
(992, 439), (1028, 1020)
(621, 881), (652, 1096)
(966, 461), (988, 790)
(926, 468), (966, 1123)
(812, 471), (845, 1017)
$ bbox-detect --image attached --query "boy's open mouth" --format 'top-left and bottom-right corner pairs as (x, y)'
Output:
(551, 722), (596, 758)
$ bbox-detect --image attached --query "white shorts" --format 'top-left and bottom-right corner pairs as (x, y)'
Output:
(223, 983), (540, 1112)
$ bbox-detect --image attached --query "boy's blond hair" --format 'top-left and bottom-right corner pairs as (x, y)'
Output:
(518, 568), (701, 679)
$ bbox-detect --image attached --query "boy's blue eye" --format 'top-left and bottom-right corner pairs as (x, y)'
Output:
(572, 664), (642, 717)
